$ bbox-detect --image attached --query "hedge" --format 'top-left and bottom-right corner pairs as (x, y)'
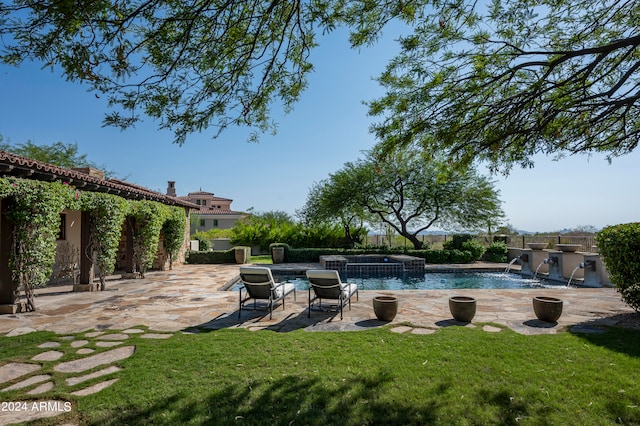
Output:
(186, 248), (236, 264)
(596, 223), (640, 311)
(264, 243), (477, 264)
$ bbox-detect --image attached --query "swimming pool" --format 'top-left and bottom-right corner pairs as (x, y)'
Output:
(233, 271), (563, 291)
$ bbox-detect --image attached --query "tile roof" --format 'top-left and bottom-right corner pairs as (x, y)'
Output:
(192, 207), (244, 215)
(0, 150), (198, 209)
(179, 194), (233, 202)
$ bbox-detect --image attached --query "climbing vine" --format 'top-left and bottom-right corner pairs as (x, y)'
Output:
(0, 177), (189, 308)
(162, 206), (187, 270)
(79, 193), (129, 290)
(0, 178), (78, 311)
(128, 200), (166, 278)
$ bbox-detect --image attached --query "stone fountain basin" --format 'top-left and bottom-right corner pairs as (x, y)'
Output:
(526, 242), (548, 250)
(556, 244), (582, 252)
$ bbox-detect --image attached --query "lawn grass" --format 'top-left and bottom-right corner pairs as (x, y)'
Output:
(2, 325), (640, 425)
(250, 255), (272, 264)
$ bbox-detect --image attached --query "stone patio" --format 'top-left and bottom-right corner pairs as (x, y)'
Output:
(0, 263), (635, 336)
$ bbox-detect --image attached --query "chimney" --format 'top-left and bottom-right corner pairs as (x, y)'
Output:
(167, 181), (176, 196)
(72, 167), (105, 180)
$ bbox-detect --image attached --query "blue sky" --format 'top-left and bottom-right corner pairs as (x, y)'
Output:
(1, 25), (639, 233)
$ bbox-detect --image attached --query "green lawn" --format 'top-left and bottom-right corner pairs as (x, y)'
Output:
(250, 255), (272, 264)
(2, 325), (640, 425)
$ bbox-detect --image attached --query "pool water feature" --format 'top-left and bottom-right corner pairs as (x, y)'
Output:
(265, 272), (563, 292)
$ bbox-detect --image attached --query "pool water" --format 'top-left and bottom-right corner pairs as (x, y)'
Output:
(274, 272), (561, 291)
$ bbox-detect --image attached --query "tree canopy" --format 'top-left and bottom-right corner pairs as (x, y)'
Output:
(369, 0), (640, 173)
(0, 0), (418, 145)
(305, 149), (504, 249)
(0, 137), (115, 178)
(298, 172), (370, 247)
(2, 0), (635, 169)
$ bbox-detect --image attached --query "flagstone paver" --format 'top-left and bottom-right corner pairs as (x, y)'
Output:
(38, 342), (61, 348)
(97, 333), (129, 340)
(0, 363), (41, 384)
(76, 348), (95, 354)
(27, 381), (54, 394)
(390, 326), (413, 334)
(54, 346), (135, 373)
(66, 366), (121, 386)
(411, 328), (437, 335)
(123, 328), (145, 334)
(6, 327), (36, 336)
(96, 341), (123, 347)
(32, 350), (64, 361)
(141, 333), (172, 339)
(2, 374), (51, 391)
(71, 340), (89, 348)
(70, 378), (119, 396)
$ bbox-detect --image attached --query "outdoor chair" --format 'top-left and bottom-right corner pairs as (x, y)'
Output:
(306, 269), (359, 320)
(238, 266), (296, 319)
(52, 241), (80, 285)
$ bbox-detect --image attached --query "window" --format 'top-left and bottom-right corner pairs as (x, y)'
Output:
(196, 199), (201, 205)
(200, 219), (205, 227)
(213, 219), (219, 227)
(202, 200), (207, 206)
(58, 213), (66, 240)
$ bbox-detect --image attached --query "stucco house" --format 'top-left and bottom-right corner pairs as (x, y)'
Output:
(167, 182), (245, 233)
(0, 151), (197, 314)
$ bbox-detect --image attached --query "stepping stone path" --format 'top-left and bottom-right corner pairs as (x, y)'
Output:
(390, 323), (504, 334)
(0, 328), (172, 425)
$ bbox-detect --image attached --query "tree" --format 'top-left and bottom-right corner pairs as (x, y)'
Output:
(368, 0), (640, 173)
(298, 176), (369, 247)
(0, 137), (115, 178)
(0, 1), (419, 145)
(320, 150), (504, 249)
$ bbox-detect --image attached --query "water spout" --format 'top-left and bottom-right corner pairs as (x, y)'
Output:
(533, 257), (557, 279)
(533, 261), (545, 279)
(567, 264), (582, 288)
(504, 257), (519, 274)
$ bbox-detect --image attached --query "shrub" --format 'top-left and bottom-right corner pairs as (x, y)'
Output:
(484, 241), (508, 263)
(461, 240), (485, 260)
(443, 235), (484, 261)
(185, 249), (236, 264)
(596, 223), (640, 311)
(443, 234), (474, 250)
(449, 250), (475, 264)
(193, 234), (210, 251)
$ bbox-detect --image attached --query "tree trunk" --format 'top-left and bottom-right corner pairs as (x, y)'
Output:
(343, 224), (356, 248)
(404, 233), (424, 250)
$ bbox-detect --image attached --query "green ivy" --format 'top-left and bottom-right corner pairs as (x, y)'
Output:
(162, 206), (187, 269)
(1, 178), (78, 311)
(79, 193), (129, 289)
(128, 200), (166, 277)
(596, 223), (640, 312)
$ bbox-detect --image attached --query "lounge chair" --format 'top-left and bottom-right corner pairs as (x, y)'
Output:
(238, 266), (296, 319)
(306, 270), (359, 320)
